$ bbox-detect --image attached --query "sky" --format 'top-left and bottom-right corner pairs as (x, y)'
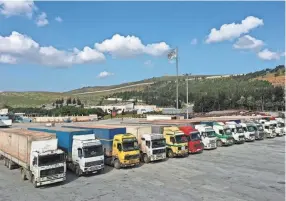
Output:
(0, 1), (285, 92)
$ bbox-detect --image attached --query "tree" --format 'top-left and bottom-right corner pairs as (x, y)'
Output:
(77, 98), (81, 105)
(246, 96), (254, 110)
(72, 98), (76, 105)
(66, 97), (72, 105)
(236, 96), (246, 109)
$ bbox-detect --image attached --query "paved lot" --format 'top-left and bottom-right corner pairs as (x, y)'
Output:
(0, 134), (284, 201)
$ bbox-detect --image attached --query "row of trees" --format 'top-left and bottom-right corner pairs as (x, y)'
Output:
(6, 106), (105, 117)
(112, 77), (285, 113)
(53, 98), (82, 106)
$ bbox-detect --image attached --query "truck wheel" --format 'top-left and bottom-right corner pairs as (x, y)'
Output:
(4, 158), (7, 167)
(217, 140), (222, 147)
(75, 166), (82, 177)
(114, 159), (121, 169)
(167, 150), (174, 158)
(21, 168), (27, 180)
(143, 154), (150, 163)
(8, 160), (12, 170)
(99, 168), (104, 174)
(0, 155), (3, 160)
(31, 176), (38, 188)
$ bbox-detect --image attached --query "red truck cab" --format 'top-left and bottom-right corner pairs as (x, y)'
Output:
(179, 126), (204, 154)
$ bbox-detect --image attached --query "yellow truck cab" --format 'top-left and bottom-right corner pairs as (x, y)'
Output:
(112, 133), (140, 169)
(163, 127), (188, 158)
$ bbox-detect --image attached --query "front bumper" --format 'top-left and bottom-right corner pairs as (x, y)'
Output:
(36, 176), (66, 187)
(204, 143), (216, 150)
(150, 153), (166, 161)
(174, 150), (188, 156)
(121, 159), (140, 167)
(84, 164), (104, 173)
(222, 139), (234, 146)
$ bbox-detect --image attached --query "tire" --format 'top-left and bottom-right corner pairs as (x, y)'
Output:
(217, 140), (222, 147)
(167, 149), (174, 158)
(75, 166), (82, 177)
(31, 176), (38, 188)
(21, 168), (27, 180)
(114, 159), (121, 169)
(0, 155), (3, 160)
(8, 160), (12, 170)
(98, 168), (104, 174)
(4, 158), (7, 167)
(143, 154), (150, 163)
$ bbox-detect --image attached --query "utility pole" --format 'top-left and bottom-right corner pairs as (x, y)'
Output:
(176, 47), (179, 110)
(186, 79), (188, 119)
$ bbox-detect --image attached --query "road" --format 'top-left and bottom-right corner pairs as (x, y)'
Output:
(0, 135), (284, 201)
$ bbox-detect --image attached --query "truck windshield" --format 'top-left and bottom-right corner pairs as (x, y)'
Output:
(190, 132), (201, 141)
(38, 153), (65, 166)
(175, 135), (188, 143)
(122, 141), (139, 151)
(236, 128), (244, 133)
(224, 129), (232, 135)
(257, 126), (263, 131)
(247, 126), (255, 132)
(83, 145), (103, 158)
(152, 139), (166, 148)
(278, 123), (284, 128)
(202, 131), (216, 138)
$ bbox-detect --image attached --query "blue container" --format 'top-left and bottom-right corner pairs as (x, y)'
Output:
(200, 121), (214, 127)
(28, 127), (93, 153)
(62, 125), (126, 156)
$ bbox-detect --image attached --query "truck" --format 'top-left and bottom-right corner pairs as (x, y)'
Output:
(240, 123), (256, 141)
(124, 125), (166, 163)
(179, 126), (204, 154)
(28, 127), (104, 176)
(205, 122), (234, 147)
(276, 118), (286, 135)
(270, 120), (284, 136)
(225, 121), (245, 144)
(0, 129), (66, 188)
(63, 125), (140, 169)
(194, 125), (217, 149)
(262, 121), (276, 138)
(252, 123), (265, 140)
(152, 126), (188, 158)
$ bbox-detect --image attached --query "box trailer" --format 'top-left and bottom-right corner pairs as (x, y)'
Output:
(0, 129), (66, 187)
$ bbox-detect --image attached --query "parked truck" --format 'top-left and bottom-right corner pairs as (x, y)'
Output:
(124, 125), (166, 163)
(270, 120), (284, 136)
(179, 126), (204, 154)
(225, 121), (245, 144)
(276, 118), (286, 135)
(204, 122), (234, 147)
(152, 126), (188, 158)
(0, 129), (66, 188)
(28, 127), (104, 176)
(240, 123), (256, 141)
(63, 125), (140, 169)
(262, 121), (276, 138)
(252, 123), (265, 140)
(194, 125), (217, 149)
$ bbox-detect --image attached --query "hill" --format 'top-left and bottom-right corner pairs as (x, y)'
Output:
(0, 65), (284, 108)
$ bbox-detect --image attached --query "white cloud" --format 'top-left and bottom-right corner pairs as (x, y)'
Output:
(233, 35), (264, 50)
(0, 0), (36, 18)
(0, 31), (105, 67)
(257, 49), (281, 60)
(0, 54), (17, 64)
(144, 60), (153, 67)
(191, 38), (198, 45)
(95, 34), (170, 57)
(97, 71), (114, 78)
(55, 16), (62, 23)
(36, 12), (48, 27)
(206, 16), (264, 43)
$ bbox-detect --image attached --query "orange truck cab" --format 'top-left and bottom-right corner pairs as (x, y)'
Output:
(179, 126), (204, 154)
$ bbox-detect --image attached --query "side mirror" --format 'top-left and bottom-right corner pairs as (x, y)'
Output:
(32, 158), (37, 166)
(78, 148), (82, 158)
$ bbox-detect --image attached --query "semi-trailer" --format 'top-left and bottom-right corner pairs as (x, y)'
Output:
(179, 126), (204, 154)
(240, 123), (256, 142)
(124, 125), (166, 163)
(0, 129), (66, 188)
(63, 125), (140, 169)
(262, 121), (276, 138)
(225, 121), (245, 144)
(28, 127), (104, 176)
(252, 123), (265, 140)
(269, 120), (284, 136)
(276, 118), (286, 135)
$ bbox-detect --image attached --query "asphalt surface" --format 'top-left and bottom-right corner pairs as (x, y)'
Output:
(0, 130), (284, 201)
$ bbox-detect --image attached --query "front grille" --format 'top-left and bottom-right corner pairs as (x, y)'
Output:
(40, 166), (64, 177)
(85, 160), (103, 167)
(210, 140), (216, 144)
(125, 154), (140, 160)
(249, 134), (255, 137)
(195, 143), (202, 148)
(153, 149), (165, 154)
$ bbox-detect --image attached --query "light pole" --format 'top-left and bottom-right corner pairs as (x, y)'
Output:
(176, 47), (179, 110)
(186, 79), (188, 119)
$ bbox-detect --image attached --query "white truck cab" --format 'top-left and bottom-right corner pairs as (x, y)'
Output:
(29, 139), (66, 187)
(240, 123), (255, 142)
(270, 120), (284, 136)
(195, 125), (217, 149)
(225, 121), (245, 144)
(140, 133), (166, 163)
(71, 135), (104, 176)
(276, 118), (286, 135)
(263, 122), (276, 138)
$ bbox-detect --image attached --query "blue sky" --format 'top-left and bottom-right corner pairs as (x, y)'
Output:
(0, 1), (285, 92)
